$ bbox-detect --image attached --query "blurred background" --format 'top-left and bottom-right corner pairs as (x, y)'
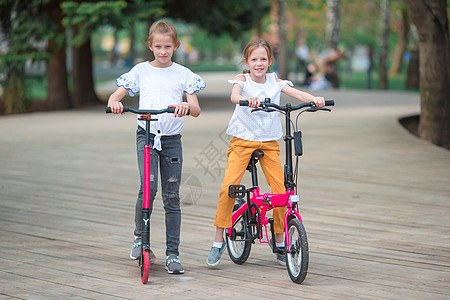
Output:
(0, 0), (448, 148)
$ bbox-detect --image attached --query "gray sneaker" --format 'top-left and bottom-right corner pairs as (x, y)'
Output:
(130, 236), (142, 260)
(206, 242), (226, 268)
(275, 252), (286, 266)
(130, 236), (156, 263)
(165, 254), (184, 274)
(269, 238), (286, 266)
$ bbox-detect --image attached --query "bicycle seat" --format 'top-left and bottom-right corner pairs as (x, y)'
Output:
(247, 150), (264, 171)
(251, 149), (264, 159)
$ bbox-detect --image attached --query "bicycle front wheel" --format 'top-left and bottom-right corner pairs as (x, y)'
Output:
(286, 218), (309, 284)
(226, 200), (252, 264)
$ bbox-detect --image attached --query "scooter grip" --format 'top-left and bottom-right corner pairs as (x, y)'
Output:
(105, 106), (130, 113)
(325, 100), (335, 106)
(166, 107), (190, 115)
(239, 100), (249, 106)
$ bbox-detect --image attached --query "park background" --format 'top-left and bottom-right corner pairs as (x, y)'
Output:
(1, 0), (448, 149)
(1, 1), (450, 299)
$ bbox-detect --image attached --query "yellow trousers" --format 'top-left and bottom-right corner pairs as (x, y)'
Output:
(214, 137), (286, 233)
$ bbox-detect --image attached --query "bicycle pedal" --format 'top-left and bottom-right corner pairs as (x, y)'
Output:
(229, 185), (246, 198)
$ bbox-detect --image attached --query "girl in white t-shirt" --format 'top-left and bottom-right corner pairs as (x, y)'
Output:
(207, 38), (324, 267)
(108, 21), (205, 274)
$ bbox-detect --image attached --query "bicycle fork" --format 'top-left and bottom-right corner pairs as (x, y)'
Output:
(283, 204), (303, 253)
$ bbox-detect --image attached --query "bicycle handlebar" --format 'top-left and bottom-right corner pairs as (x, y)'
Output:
(105, 106), (189, 115)
(239, 99), (334, 111)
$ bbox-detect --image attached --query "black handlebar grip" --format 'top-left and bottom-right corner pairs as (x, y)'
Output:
(239, 100), (249, 106)
(166, 107), (190, 115)
(105, 106), (130, 113)
(325, 100), (335, 106)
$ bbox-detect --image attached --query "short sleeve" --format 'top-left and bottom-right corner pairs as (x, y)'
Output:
(185, 73), (206, 94)
(116, 73), (139, 97)
(273, 72), (293, 89)
(228, 79), (245, 89)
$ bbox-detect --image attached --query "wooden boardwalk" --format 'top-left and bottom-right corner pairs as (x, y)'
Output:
(1, 86), (449, 299)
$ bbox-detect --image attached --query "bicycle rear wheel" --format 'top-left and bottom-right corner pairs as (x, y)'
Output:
(226, 199), (252, 264)
(286, 218), (309, 284)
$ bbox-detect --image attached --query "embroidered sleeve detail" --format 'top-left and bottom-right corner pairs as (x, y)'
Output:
(116, 73), (139, 96)
(185, 74), (206, 94)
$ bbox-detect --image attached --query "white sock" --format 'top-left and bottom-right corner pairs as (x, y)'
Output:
(276, 242), (285, 248)
(212, 242), (223, 248)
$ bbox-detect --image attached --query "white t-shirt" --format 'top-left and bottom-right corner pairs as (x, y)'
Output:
(227, 73), (293, 142)
(116, 62), (205, 150)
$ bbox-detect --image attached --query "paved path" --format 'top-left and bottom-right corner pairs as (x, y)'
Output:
(1, 73), (449, 299)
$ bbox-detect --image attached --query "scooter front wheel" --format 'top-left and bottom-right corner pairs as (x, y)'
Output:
(140, 250), (150, 284)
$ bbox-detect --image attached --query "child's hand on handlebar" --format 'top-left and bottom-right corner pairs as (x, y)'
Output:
(108, 101), (124, 114)
(247, 97), (260, 108)
(313, 96), (325, 108)
(170, 102), (190, 117)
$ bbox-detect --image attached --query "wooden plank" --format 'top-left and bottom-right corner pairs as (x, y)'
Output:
(1, 88), (449, 299)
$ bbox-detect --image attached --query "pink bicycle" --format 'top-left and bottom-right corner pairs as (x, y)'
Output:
(106, 105), (178, 284)
(226, 98), (334, 284)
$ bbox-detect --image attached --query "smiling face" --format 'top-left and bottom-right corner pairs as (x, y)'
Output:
(148, 33), (178, 68)
(245, 46), (273, 83)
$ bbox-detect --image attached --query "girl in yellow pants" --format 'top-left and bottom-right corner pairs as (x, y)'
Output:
(214, 137), (286, 233)
(206, 38), (324, 267)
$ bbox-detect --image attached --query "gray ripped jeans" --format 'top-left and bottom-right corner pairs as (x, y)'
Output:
(135, 126), (182, 256)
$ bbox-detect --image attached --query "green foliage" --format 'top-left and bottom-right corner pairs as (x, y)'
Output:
(164, 0), (271, 39)
(0, 0), (54, 113)
(286, 0), (327, 49)
(61, 0), (164, 46)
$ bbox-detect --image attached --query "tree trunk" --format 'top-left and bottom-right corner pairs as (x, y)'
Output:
(389, 5), (408, 76)
(47, 1), (71, 110)
(367, 44), (375, 89)
(406, 24), (419, 89)
(277, 0), (288, 79)
(326, 0), (340, 49)
(72, 34), (100, 107)
(379, 0), (390, 90)
(405, 0), (450, 149)
(325, 0), (340, 87)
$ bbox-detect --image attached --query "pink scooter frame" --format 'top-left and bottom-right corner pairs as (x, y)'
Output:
(106, 105), (177, 284)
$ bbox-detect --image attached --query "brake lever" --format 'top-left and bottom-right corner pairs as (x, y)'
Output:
(252, 108), (276, 113)
(252, 107), (276, 112)
(306, 108), (331, 112)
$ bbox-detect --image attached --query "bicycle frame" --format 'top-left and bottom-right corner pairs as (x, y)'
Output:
(229, 188), (301, 247)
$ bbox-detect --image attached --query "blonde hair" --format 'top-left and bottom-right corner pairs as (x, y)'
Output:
(242, 38), (273, 74)
(147, 20), (180, 47)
